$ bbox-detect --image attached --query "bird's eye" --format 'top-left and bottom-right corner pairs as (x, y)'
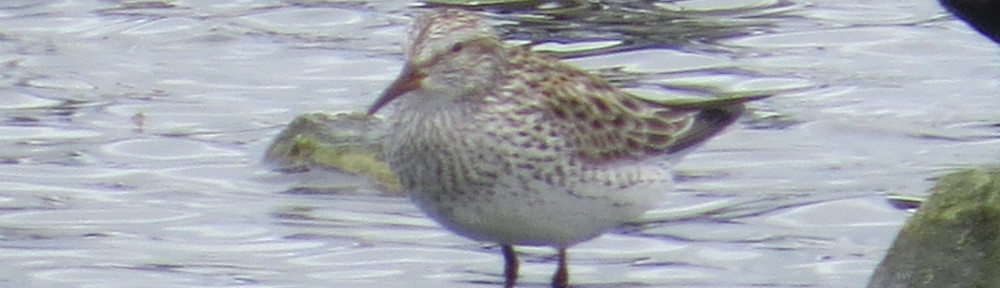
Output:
(450, 43), (465, 53)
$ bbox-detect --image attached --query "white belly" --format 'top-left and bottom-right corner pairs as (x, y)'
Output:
(408, 163), (671, 248)
(386, 107), (673, 248)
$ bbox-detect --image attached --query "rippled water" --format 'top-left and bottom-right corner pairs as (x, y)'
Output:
(1, 0), (998, 287)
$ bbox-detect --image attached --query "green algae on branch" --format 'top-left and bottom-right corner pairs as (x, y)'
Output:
(264, 112), (402, 194)
(867, 167), (1000, 288)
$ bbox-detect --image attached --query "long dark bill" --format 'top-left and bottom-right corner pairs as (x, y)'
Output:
(367, 63), (426, 115)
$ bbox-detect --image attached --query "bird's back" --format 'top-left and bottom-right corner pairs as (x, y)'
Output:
(492, 46), (754, 167)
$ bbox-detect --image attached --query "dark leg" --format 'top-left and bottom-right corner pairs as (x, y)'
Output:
(502, 245), (518, 288)
(552, 248), (568, 288)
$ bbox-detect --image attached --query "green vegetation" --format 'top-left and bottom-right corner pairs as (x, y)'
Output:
(265, 112), (401, 193)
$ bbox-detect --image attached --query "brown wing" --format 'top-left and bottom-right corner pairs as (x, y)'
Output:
(507, 48), (756, 164)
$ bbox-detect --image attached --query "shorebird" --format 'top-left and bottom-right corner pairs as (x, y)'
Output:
(368, 8), (763, 287)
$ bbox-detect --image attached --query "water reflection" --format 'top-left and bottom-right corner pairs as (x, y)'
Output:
(431, 0), (801, 57)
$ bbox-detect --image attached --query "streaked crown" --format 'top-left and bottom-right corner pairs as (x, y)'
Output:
(405, 9), (499, 63)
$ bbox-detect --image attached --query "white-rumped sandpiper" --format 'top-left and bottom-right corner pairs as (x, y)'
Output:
(368, 8), (764, 288)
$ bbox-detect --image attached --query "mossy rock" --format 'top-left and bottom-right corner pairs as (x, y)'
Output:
(265, 112), (401, 194)
(868, 167), (1000, 288)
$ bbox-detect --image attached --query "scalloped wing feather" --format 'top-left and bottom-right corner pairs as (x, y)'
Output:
(506, 48), (755, 164)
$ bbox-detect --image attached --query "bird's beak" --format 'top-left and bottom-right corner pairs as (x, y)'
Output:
(368, 63), (426, 115)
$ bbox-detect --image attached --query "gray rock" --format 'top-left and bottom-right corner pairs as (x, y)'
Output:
(868, 167), (1000, 288)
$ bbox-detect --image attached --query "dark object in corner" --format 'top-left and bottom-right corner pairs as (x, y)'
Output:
(939, 0), (1000, 43)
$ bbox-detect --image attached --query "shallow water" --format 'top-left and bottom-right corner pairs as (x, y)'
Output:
(1, 0), (998, 287)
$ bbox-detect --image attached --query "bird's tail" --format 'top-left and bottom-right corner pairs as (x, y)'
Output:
(646, 93), (770, 154)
